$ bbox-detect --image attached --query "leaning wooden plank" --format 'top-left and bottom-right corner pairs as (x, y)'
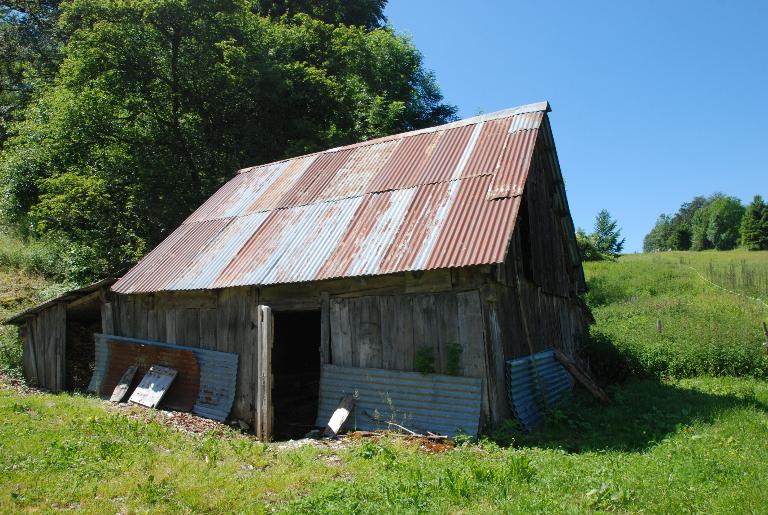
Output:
(553, 350), (611, 405)
(129, 365), (178, 408)
(109, 365), (138, 403)
(324, 395), (355, 437)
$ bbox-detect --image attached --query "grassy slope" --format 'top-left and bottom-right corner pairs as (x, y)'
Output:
(0, 250), (767, 513)
(586, 250), (768, 379)
(0, 232), (70, 377)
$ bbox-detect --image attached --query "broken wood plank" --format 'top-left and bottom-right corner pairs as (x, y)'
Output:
(324, 395), (354, 437)
(109, 365), (138, 403)
(553, 349), (611, 405)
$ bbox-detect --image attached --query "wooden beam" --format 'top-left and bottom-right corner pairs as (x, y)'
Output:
(553, 350), (611, 405)
(324, 395), (354, 437)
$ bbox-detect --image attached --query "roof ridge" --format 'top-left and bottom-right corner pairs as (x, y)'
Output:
(237, 101), (549, 174)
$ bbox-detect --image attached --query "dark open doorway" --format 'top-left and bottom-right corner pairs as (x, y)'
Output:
(65, 292), (102, 391)
(271, 310), (321, 439)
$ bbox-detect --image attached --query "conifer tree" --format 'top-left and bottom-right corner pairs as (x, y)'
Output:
(593, 209), (625, 258)
(740, 195), (768, 250)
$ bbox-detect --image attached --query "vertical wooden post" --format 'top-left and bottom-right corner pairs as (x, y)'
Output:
(255, 305), (273, 441)
(320, 292), (330, 365)
(762, 321), (768, 355)
(656, 319), (663, 333)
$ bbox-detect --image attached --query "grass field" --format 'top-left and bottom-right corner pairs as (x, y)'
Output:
(1, 249), (767, 513)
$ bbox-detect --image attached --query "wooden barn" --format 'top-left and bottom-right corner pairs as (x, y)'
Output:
(7, 101), (590, 439)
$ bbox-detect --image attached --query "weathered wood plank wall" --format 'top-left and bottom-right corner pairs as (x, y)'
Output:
(21, 303), (66, 391)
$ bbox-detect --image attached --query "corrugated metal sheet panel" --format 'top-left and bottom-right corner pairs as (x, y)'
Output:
(315, 365), (482, 437)
(416, 124), (475, 185)
(506, 350), (574, 432)
(317, 188), (417, 279)
(365, 131), (442, 192)
(488, 128), (539, 199)
(425, 176), (522, 269)
(113, 101), (551, 294)
(317, 139), (401, 202)
(278, 150), (353, 208)
(114, 219), (231, 293)
(90, 334), (239, 421)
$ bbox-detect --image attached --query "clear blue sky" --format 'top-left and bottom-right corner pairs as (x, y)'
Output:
(386, 0), (767, 252)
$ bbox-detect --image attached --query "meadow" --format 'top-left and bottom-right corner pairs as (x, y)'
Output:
(1, 246), (767, 513)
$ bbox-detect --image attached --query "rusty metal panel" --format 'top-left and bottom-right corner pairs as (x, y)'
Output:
(113, 218), (231, 294)
(263, 197), (364, 284)
(415, 124), (475, 185)
(101, 340), (200, 411)
(426, 176), (522, 269)
(378, 181), (458, 273)
(92, 334), (238, 421)
(170, 212), (270, 290)
(365, 131), (442, 192)
(277, 150), (353, 208)
(460, 118), (512, 178)
(488, 128), (540, 199)
(315, 364), (483, 437)
(317, 140), (401, 202)
(243, 154), (318, 213)
(317, 188), (416, 280)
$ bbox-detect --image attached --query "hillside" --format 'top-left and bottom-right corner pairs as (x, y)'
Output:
(1, 250), (767, 512)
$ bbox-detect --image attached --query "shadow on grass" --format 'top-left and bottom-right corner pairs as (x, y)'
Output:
(487, 378), (767, 453)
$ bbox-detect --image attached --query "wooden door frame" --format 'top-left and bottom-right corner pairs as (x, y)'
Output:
(255, 305), (273, 440)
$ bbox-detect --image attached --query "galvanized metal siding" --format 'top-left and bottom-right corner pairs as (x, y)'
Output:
(506, 350), (573, 431)
(315, 365), (483, 437)
(113, 102), (550, 294)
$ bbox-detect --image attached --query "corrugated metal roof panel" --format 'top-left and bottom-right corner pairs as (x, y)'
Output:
(378, 180), (458, 273)
(315, 364), (482, 437)
(426, 176), (521, 269)
(488, 128), (539, 199)
(317, 188), (416, 280)
(243, 155), (318, 213)
(115, 219), (231, 294)
(261, 197), (364, 284)
(506, 350), (574, 432)
(460, 118), (511, 178)
(416, 124), (475, 185)
(113, 101), (553, 293)
(317, 139), (401, 202)
(170, 212), (271, 290)
(365, 131), (442, 193)
(277, 150), (353, 208)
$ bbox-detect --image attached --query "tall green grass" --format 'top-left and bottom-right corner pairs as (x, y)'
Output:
(0, 231), (65, 280)
(584, 251), (768, 380)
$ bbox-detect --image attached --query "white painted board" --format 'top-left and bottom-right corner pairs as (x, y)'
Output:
(129, 365), (177, 409)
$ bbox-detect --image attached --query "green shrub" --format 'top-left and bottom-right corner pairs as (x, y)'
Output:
(0, 231), (66, 280)
(414, 346), (435, 375)
(579, 332), (631, 385)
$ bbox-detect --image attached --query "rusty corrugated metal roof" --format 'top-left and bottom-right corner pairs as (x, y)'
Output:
(113, 101), (550, 294)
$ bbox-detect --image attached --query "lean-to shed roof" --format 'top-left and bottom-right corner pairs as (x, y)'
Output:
(113, 101), (553, 294)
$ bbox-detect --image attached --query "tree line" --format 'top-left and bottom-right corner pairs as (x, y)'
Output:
(644, 194), (768, 253)
(0, 0), (456, 282)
